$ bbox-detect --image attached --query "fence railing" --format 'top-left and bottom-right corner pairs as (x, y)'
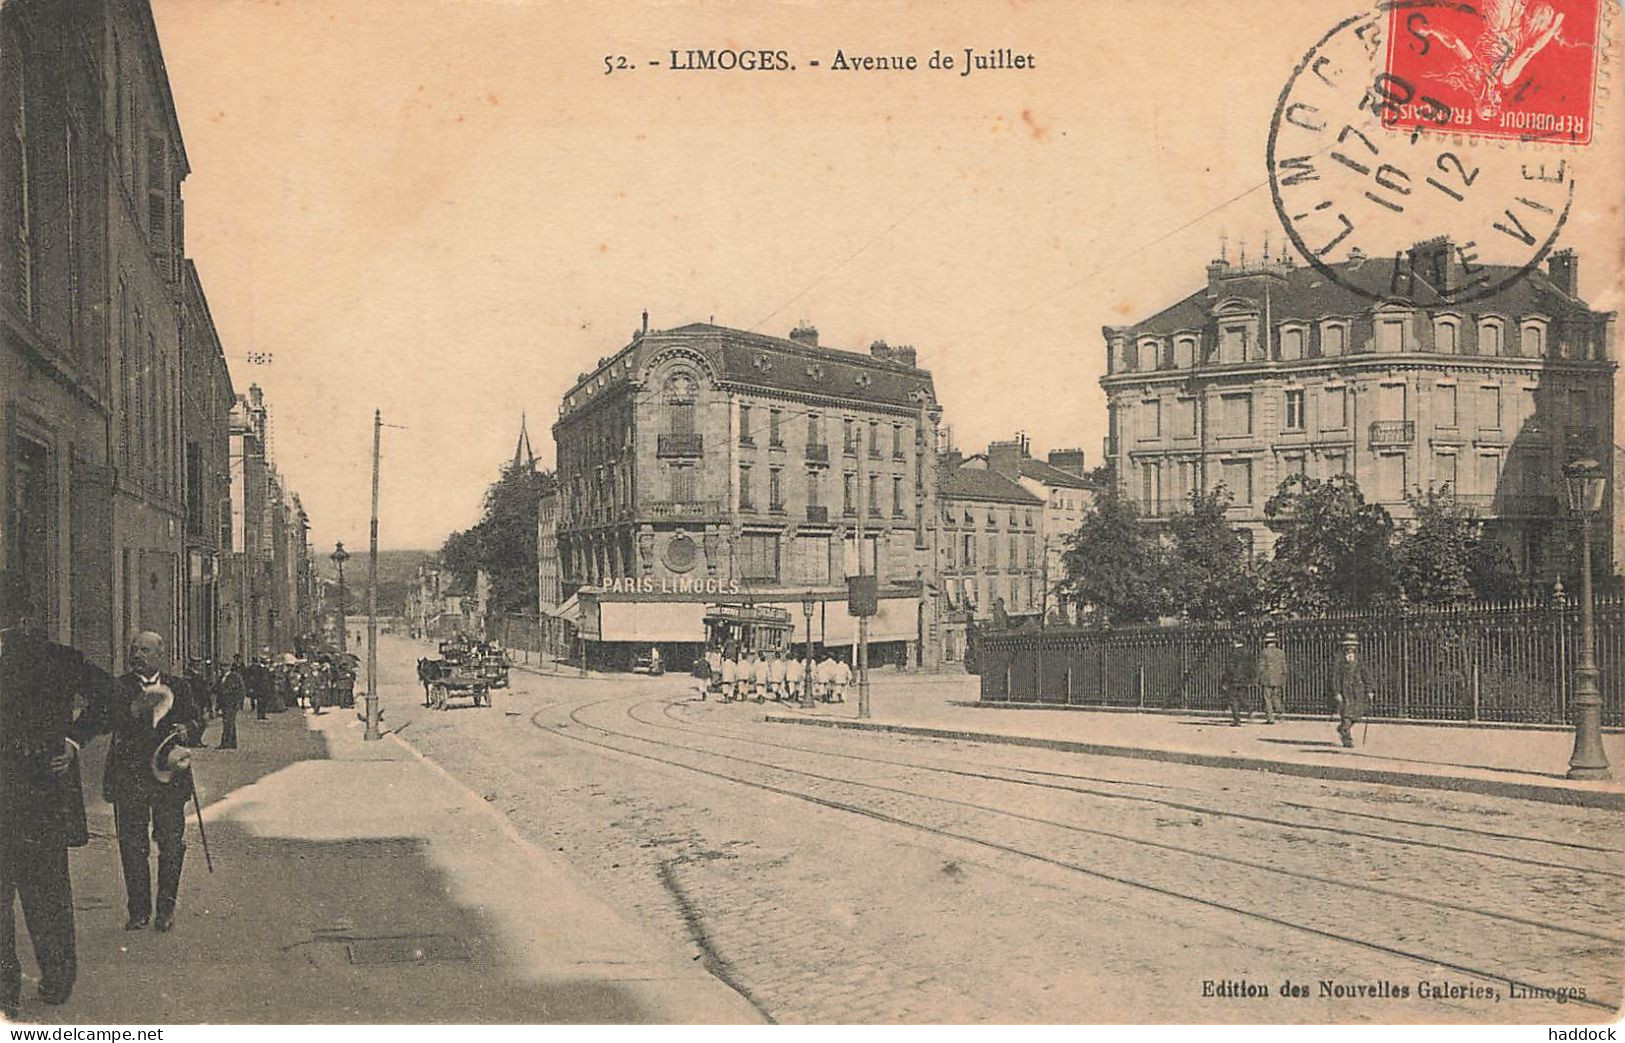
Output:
(975, 595), (1625, 726)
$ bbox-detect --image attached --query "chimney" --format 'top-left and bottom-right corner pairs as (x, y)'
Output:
(1406, 236), (1454, 293)
(789, 323), (819, 346)
(988, 440), (1025, 481)
(868, 338), (890, 360)
(1048, 448), (1086, 475)
(640, 309), (649, 337)
(1205, 258), (1230, 298)
(940, 448), (964, 473)
(887, 344), (917, 367)
(1548, 249), (1578, 296)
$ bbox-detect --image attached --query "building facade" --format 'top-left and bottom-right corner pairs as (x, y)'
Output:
(179, 260), (235, 665)
(935, 461), (1045, 664)
(553, 320), (943, 669)
(1101, 243), (1617, 579)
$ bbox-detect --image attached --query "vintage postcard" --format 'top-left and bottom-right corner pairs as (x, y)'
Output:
(1, 0), (1622, 1031)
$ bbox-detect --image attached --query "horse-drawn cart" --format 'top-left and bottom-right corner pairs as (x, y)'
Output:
(416, 655), (491, 709)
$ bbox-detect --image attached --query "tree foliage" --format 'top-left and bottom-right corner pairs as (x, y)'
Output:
(440, 462), (556, 618)
(1262, 473), (1396, 614)
(1390, 486), (1521, 605)
(1165, 486), (1262, 621)
(1057, 482), (1168, 624)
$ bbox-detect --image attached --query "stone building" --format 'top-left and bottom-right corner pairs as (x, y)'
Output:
(553, 318), (943, 670)
(1101, 242), (1617, 578)
(935, 458), (1045, 665)
(179, 260), (235, 665)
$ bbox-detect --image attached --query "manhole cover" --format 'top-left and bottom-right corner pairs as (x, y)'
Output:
(346, 935), (471, 966)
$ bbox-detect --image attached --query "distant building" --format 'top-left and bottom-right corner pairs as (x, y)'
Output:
(1101, 242), (1617, 578)
(935, 457), (1045, 664)
(961, 436), (1097, 617)
(552, 318), (943, 670)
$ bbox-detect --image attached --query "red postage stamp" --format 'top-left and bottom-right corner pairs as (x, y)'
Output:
(1383, 0), (1601, 143)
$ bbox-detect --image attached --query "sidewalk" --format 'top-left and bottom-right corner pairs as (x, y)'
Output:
(20, 704), (761, 1025)
(765, 674), (1625, 810)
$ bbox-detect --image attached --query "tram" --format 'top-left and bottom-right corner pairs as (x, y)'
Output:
(703, 603), (793, 657)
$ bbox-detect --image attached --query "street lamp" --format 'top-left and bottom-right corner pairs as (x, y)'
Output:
(801, 594), (817, 707)
(1562, 457), (1610, 780)
(330, 541), (350, 656)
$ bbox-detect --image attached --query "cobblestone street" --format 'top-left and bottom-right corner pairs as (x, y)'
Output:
(381, 636), (1624, 1024)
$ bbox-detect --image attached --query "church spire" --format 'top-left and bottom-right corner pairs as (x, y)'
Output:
(512, 412), (536, 472)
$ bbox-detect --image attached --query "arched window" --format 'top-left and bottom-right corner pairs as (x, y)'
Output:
(1137, 338), (1161, 372)
(1434, 319), (1458, 354)
(663, 371), (697, 434)
(1173, 335), (1197, 369)
(1520, 321), (1546, 357)
(1279, 326), (1305, 361)
(1321, 322), (1347, 357)
(1479, 319), (1504, 356)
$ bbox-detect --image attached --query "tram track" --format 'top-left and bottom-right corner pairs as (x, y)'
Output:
(525, 692), (1621, 1015)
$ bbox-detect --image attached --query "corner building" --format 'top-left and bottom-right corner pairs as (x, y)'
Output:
(554, 321), (943, 670)
(1101, 243), (1616, 579)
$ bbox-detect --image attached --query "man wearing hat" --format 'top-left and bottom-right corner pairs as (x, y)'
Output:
(1255, 631), (1287, 725)
(72, 631), (202, 933)
(1217, 634), (1255, 726)
(1, 572), (107, 1016)
(1331, 632), (1375, 748)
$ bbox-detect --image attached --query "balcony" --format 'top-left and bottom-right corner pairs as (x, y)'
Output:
(645, 499), (722, 521)
(843, 440), (860, 457)
(1456, 493), (1559, 518)
(805, 443), (830, 465)
(806, 505), (830, 524)
(1368, 420), (1415, 446)
(656, 433), (704, 458)
(738, 434), (756, 448)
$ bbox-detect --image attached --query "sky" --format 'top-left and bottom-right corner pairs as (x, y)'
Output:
(149, 0), (1625, 552)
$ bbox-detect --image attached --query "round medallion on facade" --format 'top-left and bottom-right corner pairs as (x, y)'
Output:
(665, 532), (698, 573)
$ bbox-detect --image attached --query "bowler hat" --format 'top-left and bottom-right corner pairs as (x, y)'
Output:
(1340, 632), (1360, 647)
(150, 730), (193, 785)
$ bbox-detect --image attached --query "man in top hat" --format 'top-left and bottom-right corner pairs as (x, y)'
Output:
(72, 631), (202, 932)
(1218, 634), (1255, 727)
(0, 572), (106, 1016)
(1331, 632), (1375, 748)
(1256, 631), (1287, 725)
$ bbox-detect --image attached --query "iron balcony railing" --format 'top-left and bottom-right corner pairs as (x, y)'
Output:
(645, 499), (722, 521)
(1369, 420), (1415, 445)
(656, 433), (704, 457)
(806, 505), (830, 523)
(805, 443), (830, 465)
(1455, 493), (1559, 517)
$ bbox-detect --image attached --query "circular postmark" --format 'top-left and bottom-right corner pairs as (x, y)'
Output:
(1267, 1), (1578, 306)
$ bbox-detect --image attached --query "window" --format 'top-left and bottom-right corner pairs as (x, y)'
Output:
(891, 475), (904, 516)
(868, 420), (880, 458)
(807, 468), (821, 509)
(1219, 459), (1253, 504)
(1325, 450), (1348, 476)
(1435, 451), (1458, 491)
(1220, 324), (1248, 364)
(1281, 452), (1306, 480)
(1284, 389), (1305, 431)
(1481, 386), (1503, 429)
(868, 474), (880, 516)
(1280, 327), (1304, 361)
(842, 472), (856, 515)
(807, 413), (820, 446)
(1435, 384), (1458, 428)
(769, 408), (782, 447)
(796, 534), (830, 584)
(1324, 386), (1348, 429)
(1138, 339), (1160, 371)
(10, 33), (33, 317)
(962, 533), (976, 566)
(1009, 534), (1020, 567)
(769, 467), (784, 511)
(670, 462), (695, 502)
(1219, 392), (1253, 436)
(1435, 319), (1458, 353)
(1567, 387), (1589, 425)
(1376, 453), (1407, 501)
(146, 133), (171, 275)
(739, 403), (753, 443)
(1479, 320), (1503, 356)
(1140, 461), (1161, 511)
(739, 464), (754, 510)
(738, 534), (780, 583)
(1141, 399), (1162, 439)
(892, 424), (903, 458)
(843, 418), (857, 455)
(1322, 323), (1346, 356)
(1522, 323), (1546, 357)
(1175, 397), (1197, 438)
(1376, 319), (1404, 352)
(1173, 336), (1197, 369)
(1475, 452), (1501, 496)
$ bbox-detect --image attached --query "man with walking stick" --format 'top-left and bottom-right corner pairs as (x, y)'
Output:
(1331, 632), (1375, 749)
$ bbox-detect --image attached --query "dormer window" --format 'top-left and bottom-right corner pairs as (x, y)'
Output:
(1376, 317), (1405, 353)
(1219, 324), (1249, 365)
(1279, 326), (1305, 362)
(1478, 318), (1504, 356)
(1137, 338), (1161, 372)
(1320, 322), (1347, 357)
(1173, 335), (1197, 369)
(1434, 317), (1459, 354)
(1520, 319), (1547, 357)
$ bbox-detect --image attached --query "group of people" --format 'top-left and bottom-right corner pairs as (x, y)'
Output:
(700, 644), (853, 704)
(227, 653), (356, 719)
(1218, 630), (1374, 747)
(2, 572), (215, 1019)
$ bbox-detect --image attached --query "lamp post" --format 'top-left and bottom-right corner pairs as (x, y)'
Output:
(330, 541), (350, 656)
(801, 594), (816, 707)
(1563, 457), (1610, 780)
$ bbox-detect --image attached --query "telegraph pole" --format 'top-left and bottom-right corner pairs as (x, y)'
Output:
(856, 427), (871, 719)
(364, 409), (382, 741)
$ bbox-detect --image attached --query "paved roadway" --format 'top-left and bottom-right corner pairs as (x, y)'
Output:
(382, 635), (1624, 1024)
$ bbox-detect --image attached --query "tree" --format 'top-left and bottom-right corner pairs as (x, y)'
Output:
(440, 462), (556, 618)
(1391, 486), (1523, 604)
(1262, 473), (1396, 614)
(1057, 483), (1169, 623)
(1164, 486), (1262, 621)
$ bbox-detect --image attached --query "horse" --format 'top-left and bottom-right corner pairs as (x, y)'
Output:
(416, 657), (439, 708)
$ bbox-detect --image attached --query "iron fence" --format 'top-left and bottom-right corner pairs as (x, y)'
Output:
(976, 595), (1625, 726)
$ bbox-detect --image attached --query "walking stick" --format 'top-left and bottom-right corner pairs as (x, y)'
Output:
(188, 772), (214, 873)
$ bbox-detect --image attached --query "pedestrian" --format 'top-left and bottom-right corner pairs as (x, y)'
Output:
(648, 645), (662, 676)
(248, 658), (271, 720)
(1, 572), (103, 1016)
(216, 658), (246, 749)
(815, 652), (833, 702)
(1218, 635), (1254, 726)
(335, 659), (355, 710)
(1331, 632), (1375, 748)
(746, 650), (764, 703)
(705, 644), (722, 699)
(767, 650), (786, 701)
(74, 631), (203, 933)
(1256, 631), (1287, 725)
(831, 654), (852, 703)
(719, 645), (737, 702)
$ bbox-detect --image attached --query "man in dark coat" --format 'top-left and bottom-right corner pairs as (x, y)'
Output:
(73, 631), (202, 933)
(1331, 632), (1375, 748)
(247, 658), (270, 720)
(1218, 635), (1255, 726)
(1, 572), (105, 1016)
(216, 658), (247, 749)
(1256, 631), (1287, 725)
